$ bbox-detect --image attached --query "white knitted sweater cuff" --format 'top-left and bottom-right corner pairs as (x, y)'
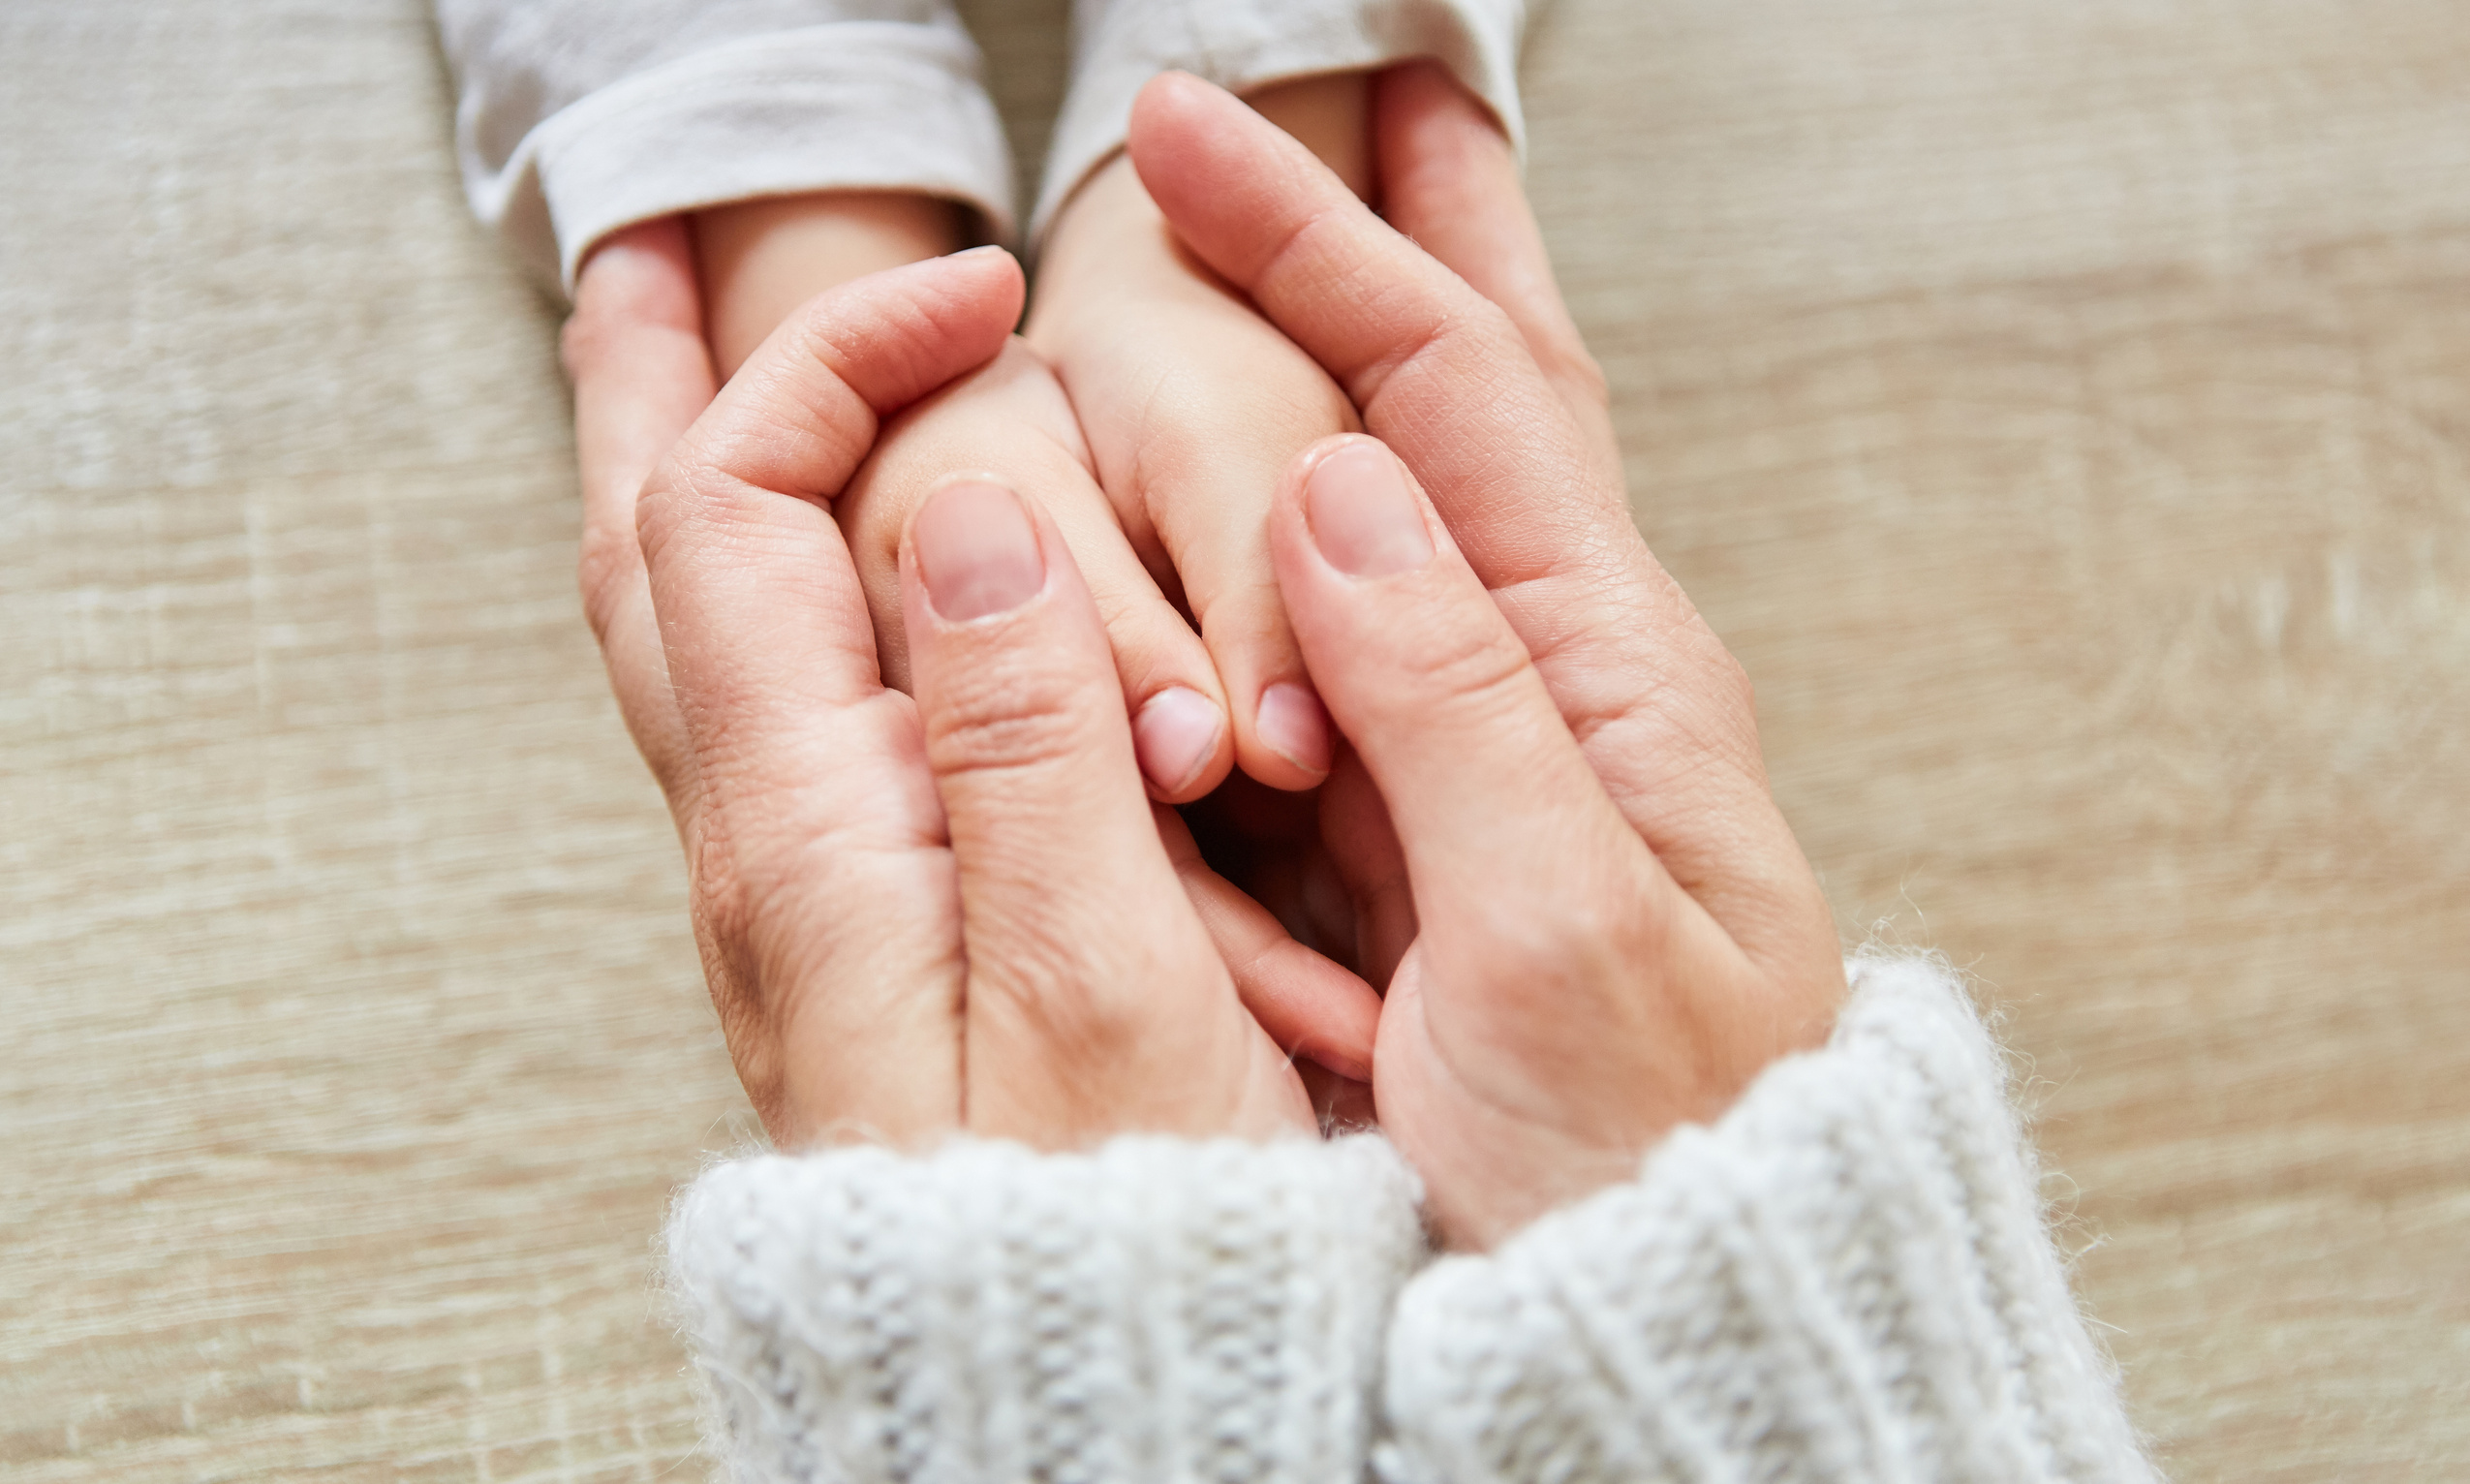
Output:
(667, 1132), (1425, 1483)
(1378, 953), (2157, 1484)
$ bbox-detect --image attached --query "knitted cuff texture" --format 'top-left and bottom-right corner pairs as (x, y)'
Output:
(1376, 952), (2157, 1484)
(667, 1132), (1425, 1484)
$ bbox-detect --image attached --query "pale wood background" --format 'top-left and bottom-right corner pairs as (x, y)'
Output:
(4, 0), (2465, 1478)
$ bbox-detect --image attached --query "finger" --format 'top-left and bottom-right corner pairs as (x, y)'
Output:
(1077, 331), (1350, 793)
(838, 339), (1237, 801)
(1370, 61), (1616, 461)
(1129, 72), (1616, 599)
(636, 248), (1023, 1143)
(1132, 76), (1835, 982)
(900, 480), (1309, 1144)
(1155, 805), (1380, 1082)
(641, 248), (1022, 728)
(563, 218), (715, 795)
(1317, 749), (1416, 991)
(1026, 157), (1349, 791)
(1269, 436), (1680, 936)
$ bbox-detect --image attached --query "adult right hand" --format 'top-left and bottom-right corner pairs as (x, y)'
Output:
(1130, 70), (1852, 1249)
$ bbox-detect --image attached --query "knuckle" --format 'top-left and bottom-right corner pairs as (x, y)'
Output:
(573, 518), (637, 643)
(920, 641), (1106, 788)
(1461, 849), (1670, 991)
(925, 679), (1094, 787)
(684, 818), (759, 982)
(557, 307), (615, 383)
(1552, 343), (1613, 413)
(1395, 610), (1535, 723)
(633, 457), (787, 576)
(631, 459), (695, 571)
(682, 819), (787, 1104)
(970, 926), (1168, 1069)
(1707, 644), (1758, 725)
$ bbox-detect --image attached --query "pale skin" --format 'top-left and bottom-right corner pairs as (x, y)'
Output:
(695, 74), (1373, 800)
(565, 69), (1847, 1249)
(650, 72), (1396, 1092)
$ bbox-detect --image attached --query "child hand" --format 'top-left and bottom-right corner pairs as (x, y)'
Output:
(1023, 75), (1375, 793)
(696, 200), (1243, 804)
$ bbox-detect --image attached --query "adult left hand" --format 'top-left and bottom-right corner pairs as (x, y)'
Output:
(564, 241), (1376, 1147)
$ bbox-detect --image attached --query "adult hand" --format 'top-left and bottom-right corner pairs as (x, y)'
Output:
(568, 243), (1376, 1147)
(1130, 69), (1850, 1248)
(568, 219), (1382, 1121)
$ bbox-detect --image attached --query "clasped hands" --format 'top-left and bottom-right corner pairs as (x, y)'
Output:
(566, 69), (1845, 1250)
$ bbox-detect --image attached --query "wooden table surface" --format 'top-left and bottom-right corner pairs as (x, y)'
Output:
(5, 1), (2464, 1478)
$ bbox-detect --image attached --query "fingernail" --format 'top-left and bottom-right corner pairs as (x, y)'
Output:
(1255, 682), (1333, 776)
(1306, 440), (1433, 577)
(1133, 687), (1223, 794)
(914, 479), (1044, 620)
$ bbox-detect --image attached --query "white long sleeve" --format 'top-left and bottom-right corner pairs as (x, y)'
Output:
(1031, 0), (1531, 239)
(664, 955), (2155, 1482)
(436, 0), (1529, 294)
(435, 0), (1016, 293)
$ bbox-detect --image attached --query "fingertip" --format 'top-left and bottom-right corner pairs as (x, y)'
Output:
(1127, 72), (1312, 269)
(1248, 941), (1379, 1084)
(794, 251), (1023, 418)
(1251, 680), (1334, 784)
(1129, 69), (1217, 142)
(1133, 685), (1229, 800)
(939, 242), (1027, 325)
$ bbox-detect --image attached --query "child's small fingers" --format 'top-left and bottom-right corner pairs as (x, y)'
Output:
(1144, 420), (1345, 795)
(839, 342), (1236, 802)
(1037, 306), (1356, 794)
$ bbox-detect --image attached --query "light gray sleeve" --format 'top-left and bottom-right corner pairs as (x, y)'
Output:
(1032, 0), (1530, 240)
(436, 0), (1015, 295)
(666, 1132), (1428, 1483)
(1378, 953), (2158, 1484)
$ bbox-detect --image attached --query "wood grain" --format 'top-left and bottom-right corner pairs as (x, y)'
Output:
(4, 0), (2463, 1477)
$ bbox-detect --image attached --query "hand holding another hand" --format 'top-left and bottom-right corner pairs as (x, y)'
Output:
(1129, 70), (1848, 1245)
(575, 244), (1353, 1150)
(567, 69), (1848, 1252)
